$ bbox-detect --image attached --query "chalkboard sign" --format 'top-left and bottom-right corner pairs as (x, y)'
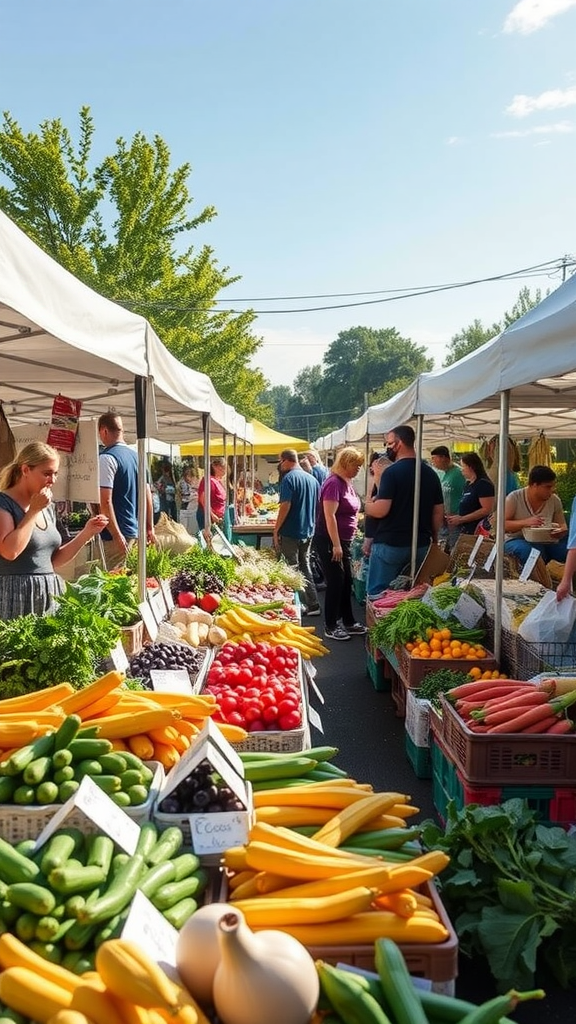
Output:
(12, 419), (100, 504)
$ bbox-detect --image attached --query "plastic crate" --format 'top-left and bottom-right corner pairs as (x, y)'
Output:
(395, 645), (499, 690)
(431, 735), (576, 827)
(437, 694), (576, 786)
(405, 732), (433, 779)
(365, 639), (390, 692)
(391, 672), (406, 718)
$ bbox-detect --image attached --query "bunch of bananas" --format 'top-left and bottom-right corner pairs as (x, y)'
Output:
(528, 431), (552, 469)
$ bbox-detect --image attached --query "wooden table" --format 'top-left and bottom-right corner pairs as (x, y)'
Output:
(231, 521), (276, 550)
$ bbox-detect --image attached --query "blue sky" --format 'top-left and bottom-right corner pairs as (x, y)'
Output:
(2, 0), (576, 407)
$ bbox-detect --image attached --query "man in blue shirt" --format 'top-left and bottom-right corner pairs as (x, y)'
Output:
(98, 413), (156, 569)
(273, 449), (320, 614)
(306, 450), (329, 485)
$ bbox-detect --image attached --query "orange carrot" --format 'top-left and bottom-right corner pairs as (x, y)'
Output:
(448, 681), (526, 700)
(546, 718), (574, 734)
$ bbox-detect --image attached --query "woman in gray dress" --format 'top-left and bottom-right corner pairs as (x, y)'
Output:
(0, 442), (108, 619)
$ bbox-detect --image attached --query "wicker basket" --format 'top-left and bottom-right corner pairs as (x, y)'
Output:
(120, 620), (145, 656)
(0, 762), (164, 844)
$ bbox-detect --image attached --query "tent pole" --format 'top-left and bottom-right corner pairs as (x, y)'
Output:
(493, 392), (509, 665)
(410, 416), (423, 581)
(134, 375), (148, 603)
(202, 413), (211, 539)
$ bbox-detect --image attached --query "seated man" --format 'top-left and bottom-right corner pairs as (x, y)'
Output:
(504, 465), (568, 568)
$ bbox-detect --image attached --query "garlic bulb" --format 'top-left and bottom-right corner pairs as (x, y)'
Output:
(213, 911), (319, 1024)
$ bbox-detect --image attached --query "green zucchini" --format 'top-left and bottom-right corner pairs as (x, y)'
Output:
(52, 748), (74, 771)
(171, 852), (201, 880)
(92, 774), (122, 794)
(13, 785), (36, 805)
(110, 791), (131, 808)
(86, 835), (115, 876)
(6, 882), (56, 916)
(127, 784), (148, 805)
(136, 821), (159, 861)
(64, 895), (86, 919)
(0, 837), (40, 883)
(242, 756), (318, 782)
(58, 780), (80, 802)
(119, 769), (143, 790)
(13, 839), (36, 859)
(71, 953), (95, 974)
(15, 912), (38, 942)
(0, 902), (20, 926)
(0, 777), (18, 802)
(99, 753), (128, 775)
(3, 732), (56, 777)
(68, 738), (113, 761)
(93, 909), (129, 948)
(49, 863), (108, 896)
(53, 766), (75, 785)
(34, 915), (61, 941)
(29, 939), (62, 964)
(162, 897), (198, 929)
(53, 714), (82, 751)
(375, 937), (429, 1024)
(35, 780), (59, 805)
(111, 853), (130, 875)
(151, 871), (209, 911)
(23, 755), (52, 786)
(79, 853), (146, 925)
(74, 759), (103, 779)
(138, 860), (177, 899)
(146, 827), (183, 867)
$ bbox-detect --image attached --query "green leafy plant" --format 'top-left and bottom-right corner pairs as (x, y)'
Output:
(61, 567), (140, 626)
(422, 799), (576, 991)
(124, 543), (175, 580)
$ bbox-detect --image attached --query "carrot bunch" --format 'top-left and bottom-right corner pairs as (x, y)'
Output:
(446, 677), (576, 735)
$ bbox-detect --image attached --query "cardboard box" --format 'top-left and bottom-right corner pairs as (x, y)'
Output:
(153, 722), (252, 864)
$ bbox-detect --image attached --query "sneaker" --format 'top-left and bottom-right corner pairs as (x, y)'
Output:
(325, 625), (352, 642)
(345, 622), (368, 636)
(303, 605), (321, 617)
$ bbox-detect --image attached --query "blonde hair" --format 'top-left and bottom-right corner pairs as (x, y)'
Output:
(0, 442), (60, 491)
(331, 446), (365, 477)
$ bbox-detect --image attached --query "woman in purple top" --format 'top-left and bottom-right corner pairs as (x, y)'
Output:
(315, 446), (367, 642)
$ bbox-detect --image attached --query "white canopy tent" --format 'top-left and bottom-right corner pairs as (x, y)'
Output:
(0, 210), (251, 591)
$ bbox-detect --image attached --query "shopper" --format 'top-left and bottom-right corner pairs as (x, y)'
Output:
(557, 495), (576, 603)
(364, 424), (444, 598)
(445, 452), (495, 538)
(362, 454), (393, 558)
(504, 465), (568, 568)
(306, 450), (329, 485)
(0, 442), (108, 619)
(155, 462), (178, 519)
(98, 413), (156, 570)
(273, 448), (320, 615)
(315, 446), (367, 641)
(197, 456), (227, 530)
(177, 465), (199, 512)
(430, 445), (465, 551)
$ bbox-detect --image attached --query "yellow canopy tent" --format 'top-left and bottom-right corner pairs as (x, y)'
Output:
(180, 418), (310, 457)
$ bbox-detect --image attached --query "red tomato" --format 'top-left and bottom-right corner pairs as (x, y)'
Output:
(219, 695), (238, 715)
(277, 698), (299, 716)
(226, 711), (245, 727)
(248, 719), (265, 732)
(262, 705), (279, 723)
(279, 709), (302, 730)
(243, 704), (263, 723)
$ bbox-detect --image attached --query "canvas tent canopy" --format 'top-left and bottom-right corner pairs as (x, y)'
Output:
(181, 418), (310, 457)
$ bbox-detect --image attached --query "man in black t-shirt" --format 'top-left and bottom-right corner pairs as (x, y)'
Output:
(364, 424), (444, 598)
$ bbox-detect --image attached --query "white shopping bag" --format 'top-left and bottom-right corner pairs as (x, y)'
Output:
(518, 590), (576, 644)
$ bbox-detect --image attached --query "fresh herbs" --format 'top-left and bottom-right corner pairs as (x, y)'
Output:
(0, 603), (120, 695)
(60, 567), (140, 626)
(125, 543), (175, 580)
(368, 600), (440, 650)
(422, 799), (576, 991)
(416, 668), (472, 708)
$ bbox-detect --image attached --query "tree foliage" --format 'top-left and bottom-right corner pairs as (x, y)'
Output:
(0, 107), (267, 415)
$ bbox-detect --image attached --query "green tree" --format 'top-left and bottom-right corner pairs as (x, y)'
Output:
(0, 107), (266, 415)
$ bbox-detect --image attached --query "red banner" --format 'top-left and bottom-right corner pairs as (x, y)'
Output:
(47, 394), (82, 453)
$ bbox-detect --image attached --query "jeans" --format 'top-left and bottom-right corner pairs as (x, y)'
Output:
(278, 535), (319, 609)
(504, 537), (568, 567)
(315, 535), (354, 630)
(367, 542), (430, 599)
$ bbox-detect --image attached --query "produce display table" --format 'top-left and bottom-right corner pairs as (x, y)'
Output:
(231, 521), (275, 549)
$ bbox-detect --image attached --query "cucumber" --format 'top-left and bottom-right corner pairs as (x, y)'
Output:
(49, 864), (108, 896)
(99, 753), (128, 774)
(0, 882), (7, 902)
(3, 732), (56, 777)
(64, 918), (99, 951)
(0, 837), (40, 883)
(53, 714), (82, 751)
(61, 950), (83, 970)
(72, 953), (95, 974)
(53, 766), (75, 785)
(152, 871), (209, 911)
(0, 902), (20, 926)
(171, 853), (201, 880)
(23, 755), (52, 786)
(58, 780), (80, 802)
(34, 915), (61, 941)
(68, 738), (113, 760)
(111, 853), (130, 875)
(242, 756), (318, 782)
(0, 777), (18, 802)
(79, 853), (146, 925)
(93, 908), (129, 947)
(74, 759), (103, 779)
(6, 882), (56, 916)
(110, 791), (131, 808)
(127, 784), (148, 805)
(120, 769), (144, 790)
(13, 785), (36, 805)
(65, 895), (86, 919)
(13, 839), (37, 859)
(163, 896), (198, 929)
(146, 827), (183, 867)
(52, 748), (74, 771)
(139, 763), (154, 785)
(29, 939), (63, 964)
(138, 860), (177, 899)
(86, 835), (115, 876)
(118, 750), (148, 772)
(36, 781), (59, 805)
(136, 822), (159, 861)
(15, 912), (38, 942)
(40, 829), (85, 876)
(92, 774), (122, 795)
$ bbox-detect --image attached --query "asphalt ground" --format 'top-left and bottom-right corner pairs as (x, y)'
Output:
(306, 593), (574, 1023)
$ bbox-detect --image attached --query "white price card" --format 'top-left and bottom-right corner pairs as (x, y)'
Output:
(308, 705), (324, 733)
(520, 547), (541, 582)
(109, 638), (129, 674)
(138, 600), (159, 641)
(161, 579), (174, 613)
(149, 589), (166, 625)
(467, 535), (484, 567)
(150, 669), (193, 695)
(483, 544), (497, 573)
(453, 591), (485, 629)
(33, 775), (139, 854)
(189, 810), (250, 855)
(122, 890), (178, 970)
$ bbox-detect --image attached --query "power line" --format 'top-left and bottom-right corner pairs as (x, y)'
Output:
(114, 257), (574, 316)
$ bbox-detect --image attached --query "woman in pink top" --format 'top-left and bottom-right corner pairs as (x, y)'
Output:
(315, 447), (367, 642)
(196, 457), (227, 530)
